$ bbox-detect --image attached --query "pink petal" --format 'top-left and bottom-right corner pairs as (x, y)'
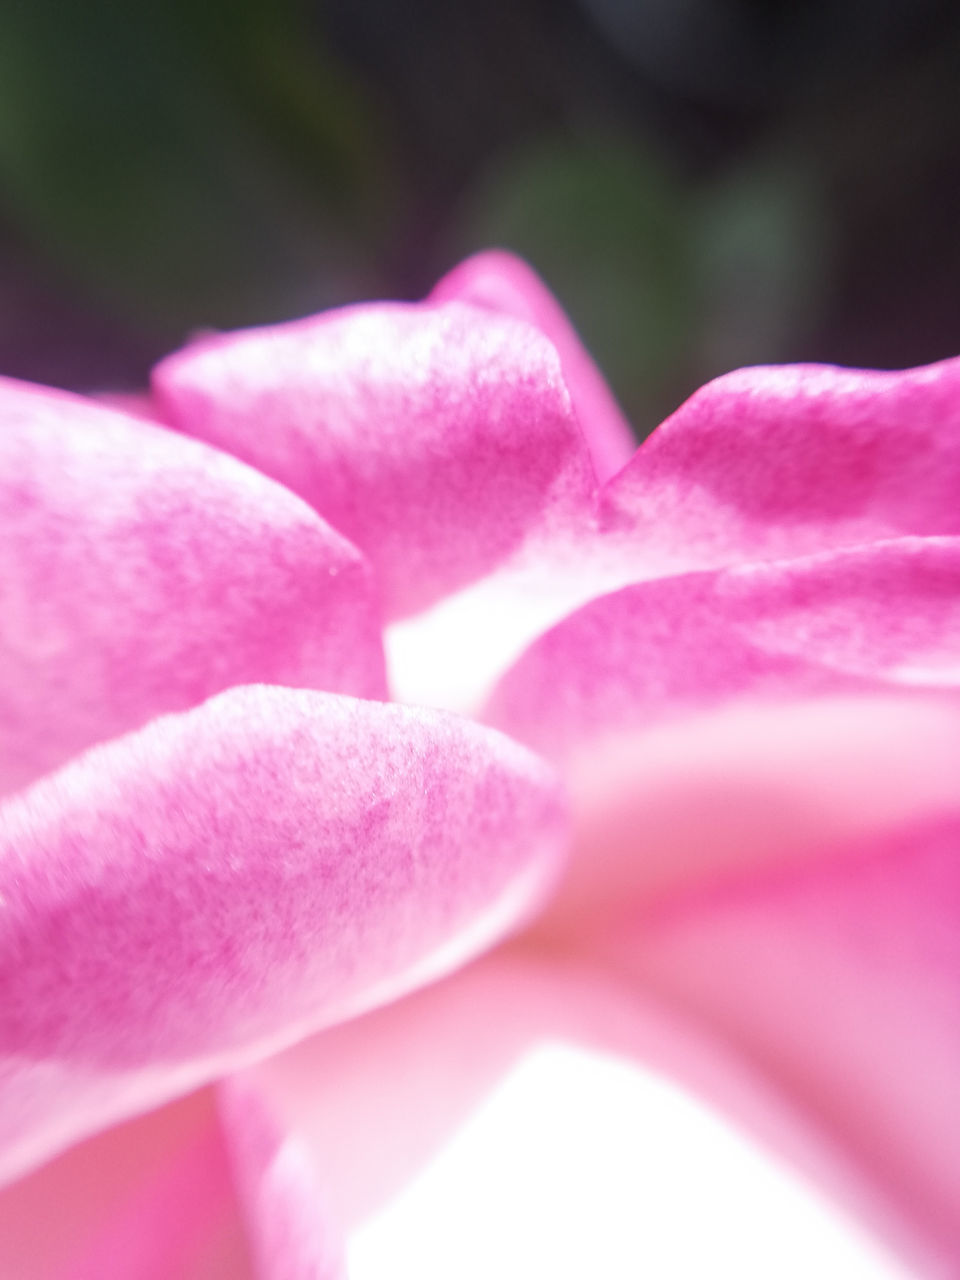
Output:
(0, 377), (385, 797)
(389, 356), (960, 717)
(0, 685), (567, 1182)
(0, 1089), (251, 1280)
(220, 954), (921, 1278)
(152, 300), (596, 618)
(92, 391), (166, 424)
(615, 812), (960, 1268)
(602, 359), (960, 568)
(485, 537), (960, 760)
(429, 250), (635, 481)
(526, 695), (960, 931)
(220, 1081), (344, 1280)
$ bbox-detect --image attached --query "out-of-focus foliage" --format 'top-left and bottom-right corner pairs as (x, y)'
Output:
(455, 138), (829, 431)
(0, 0), (390, 329)
(454, 137), (693, 431)
(1, 0), (958, 433)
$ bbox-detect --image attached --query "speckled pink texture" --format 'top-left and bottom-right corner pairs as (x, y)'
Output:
(152, 301), (595, 619)
(429, 250), (636, 481)
(602, 359), (960, 562)
(0, 377), (385, 796)
(0, 253), (958, 1278)
(386, 357), (960, 717)
(484, 536), (960, 757)
(0, 685), (567, 1182)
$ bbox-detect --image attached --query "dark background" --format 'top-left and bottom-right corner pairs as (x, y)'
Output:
(1, 0), (958, 437)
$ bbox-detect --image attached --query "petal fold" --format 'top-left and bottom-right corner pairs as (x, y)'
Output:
(0, 685), (567, 1181)
(602, 358), (960, 570)
(485, 538), (960, 759)
(220, 955), (918, 1279)
(390, 355), (960, 717)
(0, 377), (385, 796)
(429, 250), (635, 481)
(617, 812), (960, 1268)
(219, 1081), (344, 1280)
(152, 301), (596, 618)
(526, 695), (960, 929)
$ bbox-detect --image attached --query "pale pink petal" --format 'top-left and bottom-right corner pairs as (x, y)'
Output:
(152, 301), (596, 619)
(220, 1081), (345, 1280)
(528, 696), (960, 931)
(429, 250), (635, 481)
(484, 538), (960, 759)
(0, 685), (567, 1182)
(0, 377), (385, 797)
(221, 955), (922, 1278)
(614, 812), (960, 1269)
(0, 1089), (251, 1280)
(601, 359), (960, 569)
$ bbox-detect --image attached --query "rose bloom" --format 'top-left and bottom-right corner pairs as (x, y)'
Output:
(0, 251), (957, 1279)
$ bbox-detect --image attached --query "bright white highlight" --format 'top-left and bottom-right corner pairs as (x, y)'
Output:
(348, 1042), (909, 1280)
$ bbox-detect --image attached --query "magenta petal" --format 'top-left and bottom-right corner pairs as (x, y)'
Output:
(603, 359), (960, 567)
(152, 300), (596, 618)
(219, 955), (918, 1278)
(621, 813), (960, 1267)
(0, 377), (385, 796)
(0, 1090), (251, 1280)
(429, 250), (635, 481)
(485, 538), (960, 759)
(0, 685), (567, 1182)
(388, 355), (960, 716)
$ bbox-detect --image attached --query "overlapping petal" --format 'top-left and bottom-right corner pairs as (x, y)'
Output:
(484, 538), (960, 758)
(0, 377), (385, 796)
(220, 1081), (343, 1280)
(514, 695), (960, 930)
(601, 358), (960, 567)
(476, 522), (960, 931)
(152, 301), (596, 618)
(220, 955), (918, 1279)
(614, 813), (960, 1268)
(388, 357), (960, 714)
(429, 250), (636, 481)
(0, 685), (567, 1183)
(4, 253), (959, 1278)
(0, 1090), (250, 1280)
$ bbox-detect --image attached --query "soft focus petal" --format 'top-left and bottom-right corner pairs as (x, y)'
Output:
(0, 685), (567, 1181)
(524, 695), (960, 929)
(220, 1081), (345, 1280)
(0, 377), (384, 796)
(152, 301), (596, 618)
(485, 538), (960, 758)
(92, 391), (166, 424)
(601, 358), (960, 569)
(221, 955), (920, 1279)
(429, 250), (636, 481)
(613, 813), (960, 1268)
(0, 1089), (250, 1280)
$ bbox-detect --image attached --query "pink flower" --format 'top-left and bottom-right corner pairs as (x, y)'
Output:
(0, 251), (957, 1278)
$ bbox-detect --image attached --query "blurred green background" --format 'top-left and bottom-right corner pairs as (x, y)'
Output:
(1, 0), (958, 437)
